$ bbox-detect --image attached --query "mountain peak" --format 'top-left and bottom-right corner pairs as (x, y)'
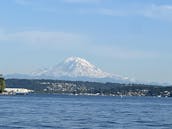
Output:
(7, 57), (131, 83)
(63, 57), (96, 70)
(65, 56), (87, 62)
(55, 57), (108, 78)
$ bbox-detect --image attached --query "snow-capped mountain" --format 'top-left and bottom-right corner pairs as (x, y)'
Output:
(33, 57), (109, 78)
(32, 57), (131, 83)
(5, 57), (172, 85)
(6, 57), (132, 83)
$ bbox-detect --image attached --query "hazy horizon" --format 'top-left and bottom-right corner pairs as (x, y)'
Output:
(0, 0), (172, 83)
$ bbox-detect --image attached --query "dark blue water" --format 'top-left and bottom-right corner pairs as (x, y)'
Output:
(0, 94), (172, 129)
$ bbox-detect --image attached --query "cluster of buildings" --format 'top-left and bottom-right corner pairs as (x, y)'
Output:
(40, 81), (172, 97)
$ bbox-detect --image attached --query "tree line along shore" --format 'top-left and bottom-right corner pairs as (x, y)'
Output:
(5, 79), (172, 97)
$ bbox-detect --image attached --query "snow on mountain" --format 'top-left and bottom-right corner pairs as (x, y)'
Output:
(6, 57), (132, 83)
(33, 57), (108, 78)
(5, 57), (172, 85)
(31, 57), (131, 83)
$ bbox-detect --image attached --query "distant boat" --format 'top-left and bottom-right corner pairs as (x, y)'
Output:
(157, 95), (161, 98)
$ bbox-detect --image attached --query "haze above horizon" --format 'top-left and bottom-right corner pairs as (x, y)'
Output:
(0, 0), (172, 83)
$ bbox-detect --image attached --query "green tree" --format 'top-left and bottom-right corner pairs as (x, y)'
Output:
(0, 76), (6, 93)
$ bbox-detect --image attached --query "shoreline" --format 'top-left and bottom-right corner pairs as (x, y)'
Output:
(3, 92), (170, 98)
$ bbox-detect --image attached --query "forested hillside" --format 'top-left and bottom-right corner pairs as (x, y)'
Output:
(6, 79), (172, 97)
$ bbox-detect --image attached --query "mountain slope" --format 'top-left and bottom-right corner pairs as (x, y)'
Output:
(31, 57), (131, 83)
(33, 57), (109, 78)
(6, 57), (132, 83)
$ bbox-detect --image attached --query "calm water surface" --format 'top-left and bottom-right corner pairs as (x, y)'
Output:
(0, 94), (172, 129)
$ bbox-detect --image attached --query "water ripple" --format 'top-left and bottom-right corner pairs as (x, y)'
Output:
(0, 95), (172, 129)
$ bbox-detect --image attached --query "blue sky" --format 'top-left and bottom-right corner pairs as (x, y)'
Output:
(0, 0), (172, 83)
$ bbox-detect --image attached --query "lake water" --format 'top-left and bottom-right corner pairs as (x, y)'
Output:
(0, 94), (172, 129)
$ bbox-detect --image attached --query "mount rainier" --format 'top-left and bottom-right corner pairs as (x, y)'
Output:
(6, 57), (133, 83)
